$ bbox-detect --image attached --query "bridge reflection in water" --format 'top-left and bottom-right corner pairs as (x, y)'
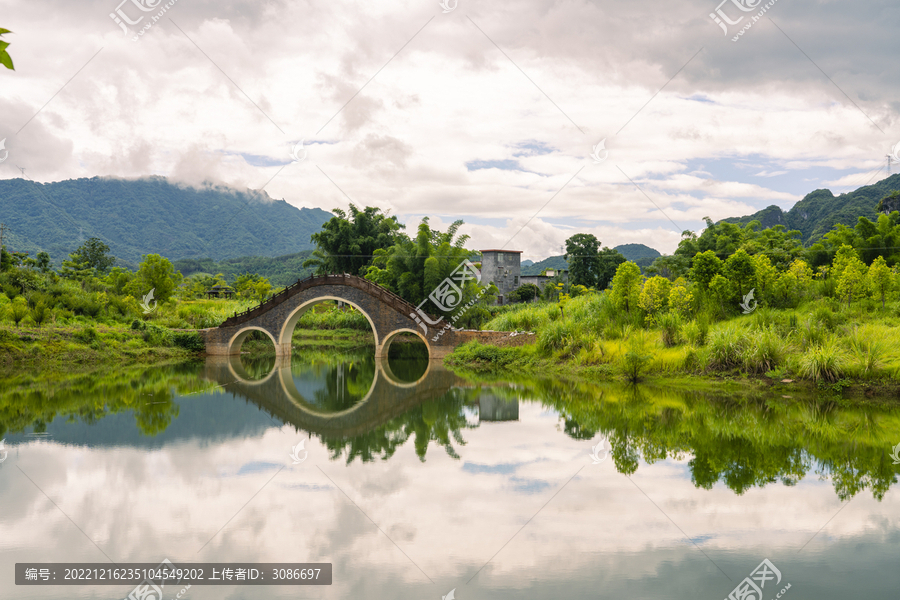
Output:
(199, 354), (472, 440)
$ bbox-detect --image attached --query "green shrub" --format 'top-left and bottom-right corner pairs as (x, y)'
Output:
(9, 298), (29, 327)
(450, 340), (522, 368)
(31, 302), (50, 327)
(173, 331), (205, 352)
(142, 323), (173, 346)
(73, 326), (99, 344)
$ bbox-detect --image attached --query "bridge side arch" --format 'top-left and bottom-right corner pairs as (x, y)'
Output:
(227, 326), (278, 356)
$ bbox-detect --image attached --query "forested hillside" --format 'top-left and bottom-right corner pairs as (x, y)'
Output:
(721, 173), (900, 243)
(173, 252), (315, 287)
(0, 177), (331, 267)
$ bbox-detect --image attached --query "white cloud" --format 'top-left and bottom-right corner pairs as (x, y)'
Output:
(1, 0), (898, 258)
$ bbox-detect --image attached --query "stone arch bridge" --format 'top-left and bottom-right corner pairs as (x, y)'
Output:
(199, 274), (529, 359)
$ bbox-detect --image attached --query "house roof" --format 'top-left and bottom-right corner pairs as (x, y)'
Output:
(480, 249), (523, 253)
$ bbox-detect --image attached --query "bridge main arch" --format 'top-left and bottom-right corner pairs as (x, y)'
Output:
(278, 295), (381, 356)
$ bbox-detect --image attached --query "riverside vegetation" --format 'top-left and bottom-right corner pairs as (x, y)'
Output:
(448, 203), (900, 393)
(0, 236), (371, 368)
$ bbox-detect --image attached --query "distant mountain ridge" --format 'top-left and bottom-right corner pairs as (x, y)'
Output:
(721, 173), (900, 244)
(520, 244), (660, 275)
(0, 176), (332, 267)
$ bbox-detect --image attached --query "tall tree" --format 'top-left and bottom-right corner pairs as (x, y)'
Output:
(689, 250), (723, 289)
(609, 261), (642, 314)
(365, 218), (483, 317)
(564, 233), (601, 287)
(597, 247), (627, 289)
(126, 254), (182, 304)
(304, 205), (404, 276)
(723, 249), (756, 298)
(867, 256), (892, 309)
(61, 237), (116, 278)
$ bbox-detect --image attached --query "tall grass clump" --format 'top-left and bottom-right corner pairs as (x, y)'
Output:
(537, 319), (581, 353)
(798, 341), (847, 382)
(799, 316), (826, 350)
(657, 312), (681, 348)
(682, 314), (710, 347)
(742, 326), (784, 374)
(620, 332), (652, 383)
(707, 325), (749, 370)
(846, 325), (887, 377)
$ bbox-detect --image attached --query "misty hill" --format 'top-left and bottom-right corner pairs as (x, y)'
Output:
(0, 177), (332, 267)
(721, 173), (900, 244)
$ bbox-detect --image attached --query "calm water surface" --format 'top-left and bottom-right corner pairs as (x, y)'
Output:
(1, 344), (899, 599)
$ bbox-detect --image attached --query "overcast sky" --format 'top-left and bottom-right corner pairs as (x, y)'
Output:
(1, 0), (898, 259)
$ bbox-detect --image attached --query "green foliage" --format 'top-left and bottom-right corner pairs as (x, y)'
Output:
(638, 275), (671, 316)
(667, 277), (693, 317)
(742, 326), (784, 374)
(723, 249), (756, 298)
(866, 256), (893, 308)
(707, 325), (747, 369)
(8, 297), (28, 327)
(365, 217), (483, 318)
(173, 252), (315, 288)
(722, 174), (900, 246)
(690, 250), (723, 288)
(834, 245), (868, 307)
(73, 326), (99, 344)
(297, 305), (371, 331)
(0, 28), (13, 70)
(233, 272), (273, 301)
(708, 274), (735, 312)
(305, 204), (403, 276)
(508, 283), (541, 303)
(172, 331), (205, 351)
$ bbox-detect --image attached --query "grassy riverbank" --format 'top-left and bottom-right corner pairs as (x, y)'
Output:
(446, 291), (900, 396)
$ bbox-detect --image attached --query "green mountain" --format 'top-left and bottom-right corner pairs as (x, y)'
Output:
(173, 252), (315, 287)
(522, 255), (567, 276)
(614, 243), (660, 262)
(0, 176), (332, 267)
(720, 173), (900, 244)
(522, 244), (658, 276)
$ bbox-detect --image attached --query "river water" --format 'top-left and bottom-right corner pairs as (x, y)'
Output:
(1, 343), (899, 599)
